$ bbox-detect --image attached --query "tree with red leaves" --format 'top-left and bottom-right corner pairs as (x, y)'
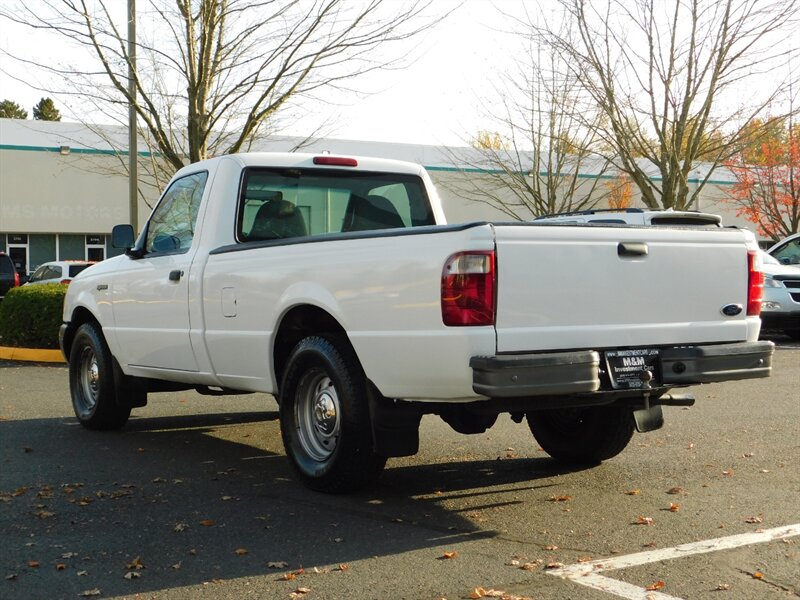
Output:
(726, 122), (800, 240)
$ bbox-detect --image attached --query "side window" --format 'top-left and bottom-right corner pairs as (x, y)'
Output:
(771, 238), (800, 265)
(29, 265), (47, 282)
(146, 172), (208, 254)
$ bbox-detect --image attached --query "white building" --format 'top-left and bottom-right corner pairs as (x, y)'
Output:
(0, 117), (752, 276)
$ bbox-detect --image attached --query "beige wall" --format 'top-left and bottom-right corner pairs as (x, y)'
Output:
(0, 149), (154, 234)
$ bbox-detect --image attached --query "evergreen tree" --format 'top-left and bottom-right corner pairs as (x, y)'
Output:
(33, 97), (61, 121)
(0, 100), (28, 119)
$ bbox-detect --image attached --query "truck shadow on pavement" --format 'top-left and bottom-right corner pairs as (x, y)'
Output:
(0, 410), (588, 598)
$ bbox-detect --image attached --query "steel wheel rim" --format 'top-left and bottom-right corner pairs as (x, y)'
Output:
(76, 346), (100, 416)
(295, 369), (341, 462)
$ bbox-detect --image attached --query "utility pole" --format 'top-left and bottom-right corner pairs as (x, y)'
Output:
(128, 0), (138, 233)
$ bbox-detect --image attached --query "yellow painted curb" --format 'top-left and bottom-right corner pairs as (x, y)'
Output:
(0, 346), (65, 363)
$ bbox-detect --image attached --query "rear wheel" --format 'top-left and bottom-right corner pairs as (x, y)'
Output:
(526, 406), (634, 464)
(69, 323), (131, 430)
(279, 336), (385, 493)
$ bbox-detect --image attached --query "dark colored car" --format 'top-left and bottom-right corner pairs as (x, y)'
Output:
(0, 252), (21, 300)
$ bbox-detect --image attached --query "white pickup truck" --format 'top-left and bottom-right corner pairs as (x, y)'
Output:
(60, 152), (774, 492)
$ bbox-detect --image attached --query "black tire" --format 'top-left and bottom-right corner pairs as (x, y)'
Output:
(279, 336), (386, 493)
(68, 323), (131, 430)
(526, 406), (634, 464)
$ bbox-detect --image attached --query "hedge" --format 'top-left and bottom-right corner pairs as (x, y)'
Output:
(0, 284), (67, 349)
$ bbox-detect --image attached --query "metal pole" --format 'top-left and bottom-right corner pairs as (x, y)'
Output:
(128, 0), (138, 233)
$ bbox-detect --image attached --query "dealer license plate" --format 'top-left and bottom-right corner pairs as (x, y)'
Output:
(604, 348), (661, 390)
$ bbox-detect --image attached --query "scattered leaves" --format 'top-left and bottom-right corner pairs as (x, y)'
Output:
(173, 523), (189, 533)
(123, 571), (140, 580)
(722, 469), (734, 476)
(440, 551), (458, 560)
(279, 572), (297, 581)
(544, 562), (564, 569)
(56, 564), (66, 571)
(199, 519), (215, 527)
(36, 510), (55, 520)
(633, 516), (654, 525)
(669, 503), (680, 513)
(645, 581), (666, 591)
(666, 487), (685, 495)
(234, 548), (248, 556)
(79, 589), (101, 597)
(27, 561), (40, 568)
(77, 570), (88, 577)
(126, 556), (145, 570)
(268, 561), (289, 569)
(753, 571), (764, 580)
(544, 545), (559, 551)
(171, 562), (182, 571)
(335, 564), (349, 572)
(624, 489), (641, 496)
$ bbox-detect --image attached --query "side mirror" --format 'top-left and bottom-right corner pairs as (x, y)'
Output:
(112, 224), (135, 249)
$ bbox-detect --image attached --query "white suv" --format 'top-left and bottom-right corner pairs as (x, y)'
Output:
(534, 208), (722, 227)
(24, 261), (96, 286)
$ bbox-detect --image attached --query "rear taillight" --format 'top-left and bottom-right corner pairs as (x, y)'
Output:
(441, 251), (496, 326)
(60, 279), (71, 285)
(13, 272), (20, 287)
(747, 250), (764, 316)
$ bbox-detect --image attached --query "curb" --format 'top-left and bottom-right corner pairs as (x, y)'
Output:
(0, 346), (65, 363)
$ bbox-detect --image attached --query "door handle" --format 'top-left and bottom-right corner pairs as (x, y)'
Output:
(618, 242), (648, 257)
(168, 269), (184, 282)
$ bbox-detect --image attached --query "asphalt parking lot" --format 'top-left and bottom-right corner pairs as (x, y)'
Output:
(1, 335), (798, 600)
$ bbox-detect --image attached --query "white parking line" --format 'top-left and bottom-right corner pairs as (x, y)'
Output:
(547, 523), (800, 600)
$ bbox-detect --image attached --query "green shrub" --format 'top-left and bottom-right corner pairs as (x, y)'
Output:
(0, 284), (67, 349)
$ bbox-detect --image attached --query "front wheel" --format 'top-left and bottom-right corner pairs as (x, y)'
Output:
(526, 406), (634, 464)
(279, 336), (386, 493)
(69, 323), (131, 430)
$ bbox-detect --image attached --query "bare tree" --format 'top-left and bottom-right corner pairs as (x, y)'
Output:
(450, 24), (611, 220)
(0, 0), (441, 193)
(530, 0), (800, 210)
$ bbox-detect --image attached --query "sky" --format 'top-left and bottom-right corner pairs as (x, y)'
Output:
(0, 0), (525, 148)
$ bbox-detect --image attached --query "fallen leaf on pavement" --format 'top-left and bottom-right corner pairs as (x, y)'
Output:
(666, 487), (685, 495)
(440, 551), (458, 560)
(752, 571), (764, 580)
(624, 489), (641, 496)
(27, 561), (39, 568)
(79, 589), (101, 597)
(199, 519), (215, 527)
(268, 561), (289, 569)
(126, 556), (144, 570)
(745, 516), (763, 524)
(548, 495), (572, 502)
(123, 571), (140, 580)
(645, 581), (666, 591)
(234, 548), (248, 556)
(715, 583), (731, 590)
(669, 503), (680, 512)
(279, 572), (297, 581)
(634, 516), (654, 525)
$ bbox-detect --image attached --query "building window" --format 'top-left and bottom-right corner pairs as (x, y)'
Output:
(7, 234), (29, 276)
(86, 235), (106, 262)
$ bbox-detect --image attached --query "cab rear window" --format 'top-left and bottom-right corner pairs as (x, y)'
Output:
(237, 168), (435, 242)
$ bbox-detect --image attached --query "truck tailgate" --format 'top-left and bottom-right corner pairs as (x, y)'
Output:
(494, 224), (754, 353)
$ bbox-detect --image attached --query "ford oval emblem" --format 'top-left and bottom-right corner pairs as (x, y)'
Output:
(721, 304), (743, 317)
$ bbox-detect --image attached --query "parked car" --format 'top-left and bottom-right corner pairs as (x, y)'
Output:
(760, 250), (800, 340)
(768, 232), (800, 265)
(0, 251), (20, 299)
(24, 261), (96, 286)
(59, 152), (772, 493)
(534, 207), (723, 227)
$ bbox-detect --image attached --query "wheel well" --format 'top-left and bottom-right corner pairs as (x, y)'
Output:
(273, 305), (351, 390)
(62, 307), (101, 359)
